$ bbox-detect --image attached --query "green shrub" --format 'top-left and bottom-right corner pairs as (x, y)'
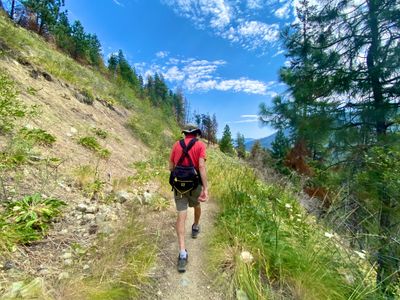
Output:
(0, 194), (66, 247)
(92, 127), (108, 139)
(78, 136), (111, 159)
(80, 88), (95, 105)
(19, 128), (56, 146)
(78, 136), (100, 152)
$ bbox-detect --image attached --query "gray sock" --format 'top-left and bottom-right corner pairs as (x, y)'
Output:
(193, 224), (200, 230)
(179, 250), (187, 259)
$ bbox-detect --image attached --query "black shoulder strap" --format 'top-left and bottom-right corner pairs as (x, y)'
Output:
(177, 138), (197, 167)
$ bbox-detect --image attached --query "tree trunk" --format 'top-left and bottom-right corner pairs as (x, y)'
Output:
(367, 0), (399, 296)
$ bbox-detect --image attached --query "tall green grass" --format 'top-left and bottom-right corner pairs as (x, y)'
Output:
(208, 150), (382, 299)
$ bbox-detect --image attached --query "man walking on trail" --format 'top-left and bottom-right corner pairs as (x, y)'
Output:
(169, 124), (209, 273)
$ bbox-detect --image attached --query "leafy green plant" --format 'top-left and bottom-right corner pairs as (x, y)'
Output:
(0, 194), (66, 246)
(92, 127), (108, 139)
(19, 128), (56, 146)
(78, 136), (111, 159)
(6, 194), (66, 232)
(78, 136), (100, 152)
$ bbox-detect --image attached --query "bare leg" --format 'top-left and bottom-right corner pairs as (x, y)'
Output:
(176, 210), (187, 251)
(194, 204), (201, 226)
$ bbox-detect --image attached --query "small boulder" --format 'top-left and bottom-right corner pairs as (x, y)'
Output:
(58, 272), (70, 280)
(85, 205), (98, 214)
(61, 252), (72, 260)
(76, 203), (87, 213)
(116, 191), (130, 203)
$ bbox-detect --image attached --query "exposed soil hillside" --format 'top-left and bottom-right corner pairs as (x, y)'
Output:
(0, 37), (167, 298)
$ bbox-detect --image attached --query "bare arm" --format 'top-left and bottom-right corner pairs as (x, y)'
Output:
(198, 157), (208, 201)
(169, 160), (174, 171)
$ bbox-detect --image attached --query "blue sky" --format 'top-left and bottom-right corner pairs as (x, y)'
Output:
(65, 0), (295, 139)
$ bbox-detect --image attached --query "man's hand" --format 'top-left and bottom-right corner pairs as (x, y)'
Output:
(198, 187), (209, 202)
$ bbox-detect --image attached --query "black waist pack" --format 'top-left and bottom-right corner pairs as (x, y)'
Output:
(169, 138), (200, 196)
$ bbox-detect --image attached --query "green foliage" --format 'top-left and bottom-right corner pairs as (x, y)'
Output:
(219, 124), (235, 155)
(236, 132), (246, 159)
(271, 130), (290, 160)
(0, 72), (26, 134)
(18, 127), (56, 146)
(78, 136), (100, 152)
(0, 194), (66, 247)
(208, 150), (382, 299)
(78, 136), (111, 159)
(92, 127), (108, 139)
(80, 88), (95, 105)
(259, 0), (400, 292)
(21, 0), (65, 34)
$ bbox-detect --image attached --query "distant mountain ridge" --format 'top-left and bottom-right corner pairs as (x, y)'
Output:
(244, 132), (277, 150)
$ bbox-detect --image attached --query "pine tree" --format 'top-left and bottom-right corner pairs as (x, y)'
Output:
(52, 10), (72, 54)
(22, 0), (65, 34)
(87, 34), (102, 67)
(70, 20), (87, 60)
(173, 89), (185, 125)
(236, 132), (246, 159)
(107, 53), (118, 77)
(210, 114), (218, 144)
(219, 125), (234, 155)
(271, 130), (290, 160)
(260, 0), (400, 292)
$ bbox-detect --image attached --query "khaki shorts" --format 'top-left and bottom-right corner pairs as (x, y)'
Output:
(174, 185), (202, 211)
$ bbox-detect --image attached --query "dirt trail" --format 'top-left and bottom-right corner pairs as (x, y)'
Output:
(152, 200), (224, 300)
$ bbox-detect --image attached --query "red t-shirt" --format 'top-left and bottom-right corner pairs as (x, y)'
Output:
(170, 135), (206, 170)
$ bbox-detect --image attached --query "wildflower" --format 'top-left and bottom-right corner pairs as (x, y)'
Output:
(285, 203), (292, 209)
(240, 251), (254, 264)
(354, 250), (366, 259)
(324, 232), (334, 239)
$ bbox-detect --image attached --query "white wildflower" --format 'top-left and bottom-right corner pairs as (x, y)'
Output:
(240, 251), (254, 264)
(354, 250), (366, 259)
(324, 232), (334, 239)
(285, 203), (292, 209)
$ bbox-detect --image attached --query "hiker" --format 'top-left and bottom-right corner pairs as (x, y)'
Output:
(169, 124), (209, 273)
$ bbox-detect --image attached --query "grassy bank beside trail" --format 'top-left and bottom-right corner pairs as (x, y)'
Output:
(207, 149), (381, 300)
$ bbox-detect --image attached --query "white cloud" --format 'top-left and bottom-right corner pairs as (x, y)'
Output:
(241, 114), (258, 118)
(164, 66), (185, 81)
(156, 51), (169, 58)
(112, 0), (124, 7)
(162, 0), (281, 54)
(275, 2), (291, 19)
(140, 55), (275, 95)
(247, 0), (263, 10)
(272, 49), (285, 57)
(163, 0), (231, 29)
(228, 114), (260, 124)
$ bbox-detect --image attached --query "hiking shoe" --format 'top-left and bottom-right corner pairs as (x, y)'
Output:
(177, 253), (188, 273)
(191, 224), (200, 239)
